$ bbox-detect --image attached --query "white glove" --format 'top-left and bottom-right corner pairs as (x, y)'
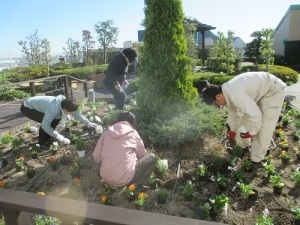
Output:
(63, 138), (70, 145)
(88, 122), (98, 128)
(56, 134), (64, 142)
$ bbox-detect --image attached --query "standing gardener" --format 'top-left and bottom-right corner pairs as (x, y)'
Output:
(103, 48), (137, 110)
(200, 72), (286, 173)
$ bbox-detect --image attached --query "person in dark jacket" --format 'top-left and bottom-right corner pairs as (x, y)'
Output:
(103, 48), (137, 110)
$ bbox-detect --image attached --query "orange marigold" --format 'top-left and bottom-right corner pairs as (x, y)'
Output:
(74, 178), (81, 185)
(138, 192), (148, 199)
(129, 184), (135, 192)
(49, 156), (56, 163)
(37, 192), (45, 195)
(101, 195), (107, 202)
(0, 180), (5, 187)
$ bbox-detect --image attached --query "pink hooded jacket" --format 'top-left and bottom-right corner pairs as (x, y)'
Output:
(92, 121), (147, 187)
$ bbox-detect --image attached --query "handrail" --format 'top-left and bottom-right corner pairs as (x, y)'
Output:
(0, 188), (224, 225)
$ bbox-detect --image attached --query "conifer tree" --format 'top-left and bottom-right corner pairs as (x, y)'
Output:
(137, 0), (198, 121)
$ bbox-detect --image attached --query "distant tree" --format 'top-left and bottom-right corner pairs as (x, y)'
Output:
(41, 39), (52, 77)
(209, 31), (236, 75)
(63, 38), (82, 67)
(82, 30), (95, 65)
(137, 0), (198, 122)
(244, 31), (263, 68)
(18, 30), (44, 66)
(260, 28), (275, 72)
(94, 20), (119, 64)
(183, 17), (197, 66)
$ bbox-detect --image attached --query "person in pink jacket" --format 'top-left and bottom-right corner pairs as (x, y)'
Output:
(92, 111), (158, 188)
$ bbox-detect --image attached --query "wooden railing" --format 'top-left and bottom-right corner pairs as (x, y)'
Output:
(0, 188), (225, 225)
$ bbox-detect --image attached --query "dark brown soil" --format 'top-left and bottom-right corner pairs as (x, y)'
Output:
(0, 104), (300, 225)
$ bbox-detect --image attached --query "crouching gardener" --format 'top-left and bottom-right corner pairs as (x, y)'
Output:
(20, 95), (98, 150)
(200, 72), (286, 173)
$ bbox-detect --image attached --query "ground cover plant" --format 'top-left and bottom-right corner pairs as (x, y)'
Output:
(0, 100), (300, 225)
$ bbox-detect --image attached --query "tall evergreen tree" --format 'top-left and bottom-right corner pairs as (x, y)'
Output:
(260, 28), (275, 72)
(137, 0), (198, 122)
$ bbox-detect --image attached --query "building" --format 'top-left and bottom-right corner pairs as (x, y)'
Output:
(273, 5), (300, 56)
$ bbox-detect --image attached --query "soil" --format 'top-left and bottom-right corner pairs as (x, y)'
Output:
(0, 104), (300, 225)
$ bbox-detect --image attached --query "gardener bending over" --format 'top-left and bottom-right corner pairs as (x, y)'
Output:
(20, 95), (98, 150)
(200, 72), (286, 173)
(92, 111), (158, 188)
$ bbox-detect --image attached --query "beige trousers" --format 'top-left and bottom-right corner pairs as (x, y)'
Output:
(235, 88), (286, 162)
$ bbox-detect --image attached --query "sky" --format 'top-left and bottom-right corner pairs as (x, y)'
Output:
(0, 0), (299, 58)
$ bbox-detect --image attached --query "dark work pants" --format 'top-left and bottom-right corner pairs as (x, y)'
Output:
(103, 77), (126, 110)
(20, 103), (60, 145)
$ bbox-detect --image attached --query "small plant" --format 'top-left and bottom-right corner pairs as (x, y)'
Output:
(34, 215), (62, 225)
(155, 159), (168, 176)
(196, 163), (207, 177)
(0, 180), (7, 188)
(24, 165), (35, 178)
(50, 141), (58, 151)
(29, 144), (40, 155)
(210, 194), (230, 210)
(75, 138), (85, 151)
(157, 188), (168, 198)
(148, 172), (157, 184)
(69, 163), (80, 178)
(68, 133), (81, 143)
(196, 202), (211, 219)
(1, 133), (14, 145)
(263, 155), (272, 165)
(125, 184), (136, 199)
(15, 157), (25, 168)
(255, 208), (274, 225)
(100, 194), (112, 205)
(275, 128), (284, 137)
(279, 151), (291, 160)
(269, 173), (284, 188)
(237, 182), (255, 197)
(11, 137), (26, 149)
(242, 160), (252, 171)
(134, 192), (148, 206)
(292, 170), (300, 184)
(182, 181), (195, 196)
(263, 162), (275, 176)
(295, 121), (300, 130)
(282, 114), (292, 123)
(49, 156), (59, 171)
(214, 172), (228, 189)
(291, 205), (300, 220)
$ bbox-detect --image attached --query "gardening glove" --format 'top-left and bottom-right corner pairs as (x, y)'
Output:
(228, 131), (236, 141)
(56, 134), (65, 142)
(88, 122), (98, 128)
(63, 138), (70, 145)
(240, 132), (253, 139)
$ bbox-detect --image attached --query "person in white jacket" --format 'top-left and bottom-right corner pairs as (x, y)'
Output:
(20, 95), (98, 150)
(201, 72), (286, 172)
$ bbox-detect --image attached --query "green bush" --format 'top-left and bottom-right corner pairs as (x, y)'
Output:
(0, 87), (30, 101)
(51, 64), (108, 80)
(240, 64), (298, 83)
(135, 101), (226, 148)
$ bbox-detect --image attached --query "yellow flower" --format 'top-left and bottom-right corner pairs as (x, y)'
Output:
(104, 183), (110, 188)
(129, 184), (135, 192)
(138, 192), (148, 199)
(37, 192), (45, 195)
(280, 151), (286, 157)
(101, 195), (107, 203)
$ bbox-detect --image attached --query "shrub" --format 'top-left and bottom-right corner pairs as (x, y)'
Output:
(0, 87), (30, 101)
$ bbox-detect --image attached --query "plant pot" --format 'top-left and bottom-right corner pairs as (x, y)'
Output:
(247, 189), (258, 201)
(157, 194), (168, 204)
(281, 146), (289, 151)
(194, 207), (209, 220)
(51, 163), (60, 171)
(282, 121), (289, 127)
(26, 171), (35, 179)
(149, 182), (157, 190)
(31, 153), (38, 159)
(184, 194), (193, 201)
(198, 175), (207, 181)
(15, 165), (22, 172)
(77, 150), (86, 158)
(281, 158), (290, 165)
(127, 194), (136, 202)
(293, 135), (300, 142)
(273, 186), (283, 196)
(135, 205), (147, 211)
(51, 150), (57, 156)
(295, 218), (300, 225)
